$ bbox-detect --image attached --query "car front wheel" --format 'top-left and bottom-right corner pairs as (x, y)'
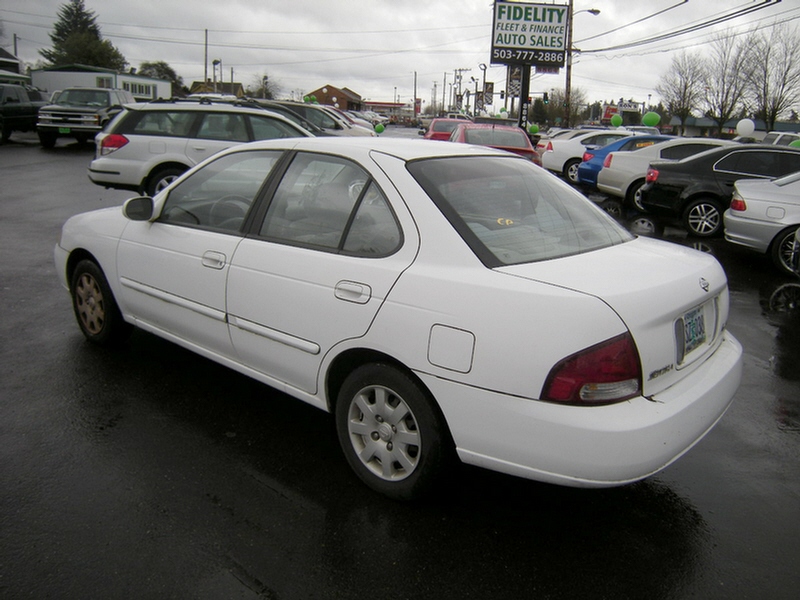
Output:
(683, 198), (723, 237)
(335, 363), (453, 500)
(563, 159), (581, 184)
(71, 260), (131, 345)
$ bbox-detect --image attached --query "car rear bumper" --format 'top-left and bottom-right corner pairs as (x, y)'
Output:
(723, 210), (785, 253)
(421, 331), (742, 487)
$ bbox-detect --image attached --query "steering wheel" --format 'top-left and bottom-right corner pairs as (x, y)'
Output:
(210, 195), (251, 227)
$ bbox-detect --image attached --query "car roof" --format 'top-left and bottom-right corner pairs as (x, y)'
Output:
(220, 136), (511, 162)
(654, 143), (800, 166)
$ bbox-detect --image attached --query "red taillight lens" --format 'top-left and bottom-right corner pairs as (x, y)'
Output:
(541, 333), (642, 405)
(730, 194), (746, 212)
(645, 167), (659, 183)
(100, 134), (129, 155)
(582, 152), (594, 162)
(603, 154), (613, 168)
(545, 141), (553, 152)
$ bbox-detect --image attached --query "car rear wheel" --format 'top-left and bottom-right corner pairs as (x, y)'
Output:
(683, 198), (723, 237)
(563, 159), (581, 184)
(71, 260), (131, 346)
(626, 179), (647, 212)
(771, 226), (800, 275)
(146, 167), (186, 197)
(335, 363), (452, 500)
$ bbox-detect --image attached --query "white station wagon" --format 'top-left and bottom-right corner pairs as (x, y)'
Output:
(55, 137), (743, 500)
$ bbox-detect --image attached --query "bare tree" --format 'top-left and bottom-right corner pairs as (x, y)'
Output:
(749, 23), (800, 132)
(703, 31), (755, 136)
(656, 51), (705, 136)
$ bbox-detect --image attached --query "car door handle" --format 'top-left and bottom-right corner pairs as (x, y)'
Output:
(201, 251), (227, 270)
(334, 281), (372, 304)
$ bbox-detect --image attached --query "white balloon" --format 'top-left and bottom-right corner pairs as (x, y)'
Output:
(736, 119), (755, 137)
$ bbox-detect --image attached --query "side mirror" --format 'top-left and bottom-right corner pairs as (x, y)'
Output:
(123, 196), (155, 221)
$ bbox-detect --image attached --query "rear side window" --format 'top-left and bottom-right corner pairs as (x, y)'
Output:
(716, 150), (800, 178)
(125, 110), (196, 137)
(196, 113), (248, 142)
(620, 139), (658, 151)
(776, 134), (800, 146)
(660, 143), (718, 160)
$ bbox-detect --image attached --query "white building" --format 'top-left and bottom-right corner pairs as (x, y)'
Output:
(31, 64), (171, 101)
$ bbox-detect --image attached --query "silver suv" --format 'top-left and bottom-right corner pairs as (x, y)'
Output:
(88, 98), (312, 196)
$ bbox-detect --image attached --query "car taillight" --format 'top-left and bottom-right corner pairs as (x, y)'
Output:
(582, 152), (594, 162)
(730, 193), (746, 212)
(100, 134), (129, 155)
(603, 154), (613, 168)
(645, 167), (659, 183)
(545, 141), (553, 152)
(541, 333), (642, 405)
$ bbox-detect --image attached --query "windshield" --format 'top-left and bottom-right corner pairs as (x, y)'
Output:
(408, 156), (633, 267)
(56, 89), (110, 107)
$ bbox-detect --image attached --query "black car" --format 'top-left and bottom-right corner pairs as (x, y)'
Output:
(640, 144), (800, 237)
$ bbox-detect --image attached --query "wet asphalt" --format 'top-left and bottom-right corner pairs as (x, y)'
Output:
(1, 129), (798, 599)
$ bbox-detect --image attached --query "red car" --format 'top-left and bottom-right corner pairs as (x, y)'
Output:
(422, 118), (466, 141)
(449, 122), (540, 165)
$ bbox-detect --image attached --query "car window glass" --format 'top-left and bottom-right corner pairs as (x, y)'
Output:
(158, 150), (282, 232)
(408, 156), (632, 267)
(776, 135), (799, 146)
(620, 139), (658, 151)
(762, 133), (779, 144)
(196, 113), (248, 142)
(131, 111), (195, 137)
(660, 143), (717, 160)
(717, 151), (783, 178)
(249, 115), (302, 140)
(777, 152), (800, 174)
(260, 153), (396, 254)
(342, 183), (402, 256)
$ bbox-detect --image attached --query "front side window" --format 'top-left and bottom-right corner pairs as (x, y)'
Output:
(159, 150), (282, 232)
(408, 156), (633, 267)
(259, 153), (401, 256)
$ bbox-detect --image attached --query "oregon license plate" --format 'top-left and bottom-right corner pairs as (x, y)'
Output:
(683, 306), (706, 354)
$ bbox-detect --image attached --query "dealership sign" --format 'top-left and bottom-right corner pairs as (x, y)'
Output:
(491, 1), (569, 68)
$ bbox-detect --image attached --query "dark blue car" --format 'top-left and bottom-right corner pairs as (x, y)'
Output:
(577, 135), (673, 189)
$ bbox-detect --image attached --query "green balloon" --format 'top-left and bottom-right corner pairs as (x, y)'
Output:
(528, 124), (539, 134)
(790, 139), (800, 148)
(611, 114), (623, 127)
(303, 95), (310, 103)
(375, 123), (385, 134)
(500, 107), (507, 113)
(642, 111), (661, 127)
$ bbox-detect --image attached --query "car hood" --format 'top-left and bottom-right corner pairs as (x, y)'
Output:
(497, 236), (730, 397)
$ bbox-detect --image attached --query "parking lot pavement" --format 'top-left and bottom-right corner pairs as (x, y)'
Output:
(1, 133), (798, 599)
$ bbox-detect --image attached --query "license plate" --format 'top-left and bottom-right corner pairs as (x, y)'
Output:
(683, 306), (706, 355)
(58, 127), (71, 134)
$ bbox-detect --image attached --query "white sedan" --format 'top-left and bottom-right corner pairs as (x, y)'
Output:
(540, 130), (632, 183)
(597, 138), (736, 210)
(55, 137), (742, 500)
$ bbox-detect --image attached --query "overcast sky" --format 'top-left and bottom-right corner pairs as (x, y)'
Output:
(2, 0), (798, 109)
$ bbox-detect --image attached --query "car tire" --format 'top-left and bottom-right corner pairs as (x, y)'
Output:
(770, 225), (800, 275)
(71, 260), (132, 346)
(335, 363), (453, 501)
(0, 118), (10, 143)
(38, 131), (57, 149)
(626, 179), (647, 212)
(683, 198), (723, 237)
(563, 159), (581, 184)
(146, 167), (186, 197)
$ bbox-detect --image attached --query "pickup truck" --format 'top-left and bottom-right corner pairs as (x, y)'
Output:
(36, 87), (135, 148)
(0, 84), (47, 143)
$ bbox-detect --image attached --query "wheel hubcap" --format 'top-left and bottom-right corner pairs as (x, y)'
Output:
(688, 204), (720, 235)
(347, 385), (420, 481)
(75, 273), (105, 334)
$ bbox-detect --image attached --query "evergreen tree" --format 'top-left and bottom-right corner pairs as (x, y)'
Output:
(40, 0), (126, 71)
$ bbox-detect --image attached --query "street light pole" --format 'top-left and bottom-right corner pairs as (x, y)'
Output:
(564, 2), (600, 128)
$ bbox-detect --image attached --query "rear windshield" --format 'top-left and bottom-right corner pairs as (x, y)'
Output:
(408, 156), (633, 267)
(464, 128), (527, 148)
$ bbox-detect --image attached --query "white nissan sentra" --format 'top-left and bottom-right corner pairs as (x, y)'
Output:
(55, 137), (742, 500)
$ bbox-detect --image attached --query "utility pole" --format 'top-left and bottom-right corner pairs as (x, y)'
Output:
(453, 68), (471, 113)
